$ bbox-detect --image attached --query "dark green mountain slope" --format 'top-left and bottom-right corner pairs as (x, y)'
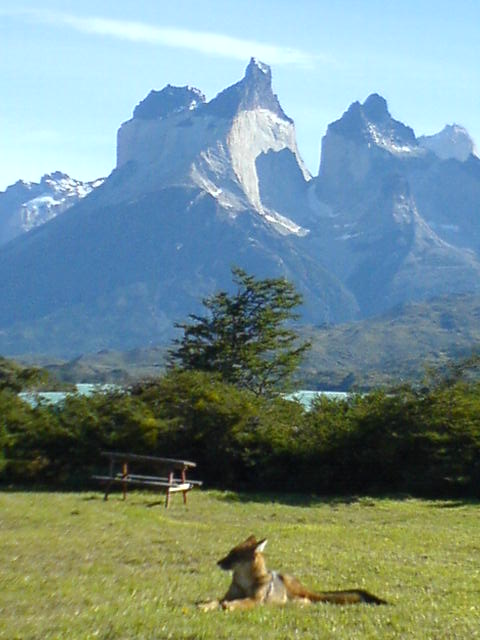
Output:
(16, 293), (480, 389)
(301, 294), (480, 389)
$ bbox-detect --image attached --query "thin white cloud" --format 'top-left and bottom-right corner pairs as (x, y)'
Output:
(13, 9), (318, 67)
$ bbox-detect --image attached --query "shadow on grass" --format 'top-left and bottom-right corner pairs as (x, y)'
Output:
(215, 491), (376, 508)
(212, 490), (480, 508)
(1, 485), (478, 508)
(432, 499), (480, 508)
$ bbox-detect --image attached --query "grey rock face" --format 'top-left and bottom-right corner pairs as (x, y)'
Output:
(0, 61), (354, 355)
(115, 58), (309, 235)
(1, 67), (480, 356)
(204, 57), (292, 122)
(311, 95), (480, 315)
(326, 93), (416, 150)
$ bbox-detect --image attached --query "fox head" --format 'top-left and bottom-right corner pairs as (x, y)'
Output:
(217, 535), (268, 571)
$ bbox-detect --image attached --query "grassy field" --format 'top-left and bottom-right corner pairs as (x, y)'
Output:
(1, 490), (479, 639)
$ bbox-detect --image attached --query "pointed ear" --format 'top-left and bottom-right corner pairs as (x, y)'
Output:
(255, 538), (268, 553)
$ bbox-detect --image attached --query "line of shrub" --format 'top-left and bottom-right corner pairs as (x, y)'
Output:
(1, 369), (480, 497)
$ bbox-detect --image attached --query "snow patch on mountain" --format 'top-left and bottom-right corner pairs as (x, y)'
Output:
(19, 174), (104, 233)
(250, 57), (270, 75)
(0, 172), (104, 245)
(366, 122), (420, 156)
(418, 124), (478, 161)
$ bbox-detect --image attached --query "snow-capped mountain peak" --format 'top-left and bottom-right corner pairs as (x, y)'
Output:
(418, 124), (478, 161)
(0, 172), (104, 245)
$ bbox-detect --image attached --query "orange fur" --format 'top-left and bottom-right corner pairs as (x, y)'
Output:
(198, 535), (387, 611)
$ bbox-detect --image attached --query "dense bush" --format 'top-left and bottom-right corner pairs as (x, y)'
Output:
(1, 370), (480, 497)
(130, 371), (307, 487)
(300, 386), (480, 496)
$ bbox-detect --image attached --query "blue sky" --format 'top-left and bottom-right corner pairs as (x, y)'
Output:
(1, 0), (479, 190)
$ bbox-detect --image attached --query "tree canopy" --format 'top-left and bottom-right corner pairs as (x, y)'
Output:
(0, 356), (51, 393)
(168, 267), (310, 395)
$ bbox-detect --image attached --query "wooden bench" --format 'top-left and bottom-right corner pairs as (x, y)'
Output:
(92, 451), (202, 507)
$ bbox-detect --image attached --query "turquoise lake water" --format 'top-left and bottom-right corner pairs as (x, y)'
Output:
(19, 386), (347, 409)
(284, 390), (348, 409)
(18, 384), (116, 407)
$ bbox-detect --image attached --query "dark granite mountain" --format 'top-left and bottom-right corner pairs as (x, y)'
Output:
(0, 59), (355, 356)
(0, 61), (479, 357)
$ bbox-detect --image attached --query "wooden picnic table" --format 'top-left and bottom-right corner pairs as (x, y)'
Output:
(92, 451), (202, 507)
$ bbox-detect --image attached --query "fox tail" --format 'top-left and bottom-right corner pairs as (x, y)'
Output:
(309, 589), (387, 605)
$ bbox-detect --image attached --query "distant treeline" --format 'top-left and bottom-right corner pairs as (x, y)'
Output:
(1, 368), (480, 497)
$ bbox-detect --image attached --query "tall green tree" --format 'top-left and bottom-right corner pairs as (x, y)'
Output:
(0, 356), (51, 392)
(168, 267), (310, 396)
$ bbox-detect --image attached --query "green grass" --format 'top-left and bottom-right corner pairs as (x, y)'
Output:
(1, 490), (479, 639)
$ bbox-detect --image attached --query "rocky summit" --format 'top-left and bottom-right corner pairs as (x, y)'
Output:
(309, 94), (480, 315)
(113, 56), (309, 234)
(0, 61), (479, 356)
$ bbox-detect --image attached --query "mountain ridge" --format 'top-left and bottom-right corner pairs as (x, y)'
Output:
(0, 172), (104, 246)
(0, 60), (479, 360)
(16, 292), (480, 390)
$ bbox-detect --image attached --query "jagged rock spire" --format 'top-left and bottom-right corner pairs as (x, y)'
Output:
(324, 93), (416, 151)
(205, 58), (292, 121)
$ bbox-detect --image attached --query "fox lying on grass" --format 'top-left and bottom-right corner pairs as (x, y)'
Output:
(198, 535), (387, 611)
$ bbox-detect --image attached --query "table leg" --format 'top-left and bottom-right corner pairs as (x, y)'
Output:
(182, 468), (188, 505)
(122, 462), (128, 500)
(165, 470), (174, 508)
